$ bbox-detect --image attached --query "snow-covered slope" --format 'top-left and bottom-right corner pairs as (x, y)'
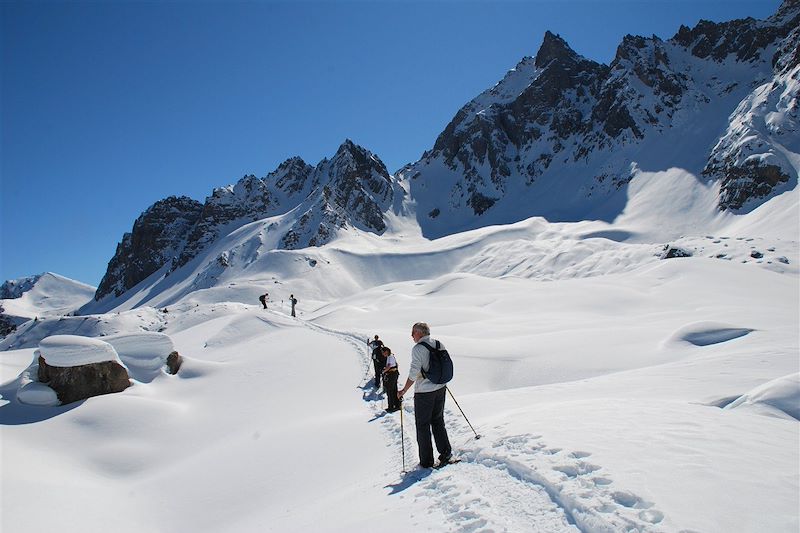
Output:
(1, 216), (797, 531)
(94, 140), (402, 302)
(1, 3), (797, 531)
(400, 1), (800, 238)
(88, 2), (799, 314)
(0, 273), (96, 335)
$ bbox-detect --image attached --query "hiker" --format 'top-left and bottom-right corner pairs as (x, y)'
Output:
(259, 292), (268, 310)
(290, 294), (298, 317)
(382, 346), (401, 412)
(398, 322), (452, 468)
(369, 335), (384, 388)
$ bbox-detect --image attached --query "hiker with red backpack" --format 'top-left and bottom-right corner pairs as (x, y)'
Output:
(398, 322), (453, 468)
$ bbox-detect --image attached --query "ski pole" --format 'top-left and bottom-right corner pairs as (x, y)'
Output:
(400, 404), (406, 472)
(446, 386), (481, 440)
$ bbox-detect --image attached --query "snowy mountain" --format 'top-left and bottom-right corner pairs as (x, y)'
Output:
(1, 3), (798, 532)
(0, 273), (96, 335)
(1, 194), (797, 530)
(401, 0), (800, 237)
(94, 140), (401, 302)
(89, 2), (799, 310)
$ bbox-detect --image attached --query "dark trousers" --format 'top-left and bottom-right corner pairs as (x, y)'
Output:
(414, 387), (451, 467)
(373, 359), (383, 387)
(383, 371), (400, 410)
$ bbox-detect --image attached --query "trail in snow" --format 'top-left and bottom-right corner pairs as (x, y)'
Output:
(313, 318), (671, 533)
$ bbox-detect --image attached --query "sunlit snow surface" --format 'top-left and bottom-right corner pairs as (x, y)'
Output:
(0, 185), (797, 532)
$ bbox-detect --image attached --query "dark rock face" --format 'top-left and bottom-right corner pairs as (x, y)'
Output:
(428, 33), (609, 211)
(279, 140), (395, 249)
(661, 246), (693, 259)
(96, 196), (203, 300)
(37, 355), (131, 405)
(96, 141), (399, 302)
(0, 275), (42, 299)
(172, 159), (315, 270)
(166, 351), (183, 375)
(403, 1), (798, 232)
(0, 304), (17, 337)
(703, 12), (799, 213)
(715, 162), (792, 211)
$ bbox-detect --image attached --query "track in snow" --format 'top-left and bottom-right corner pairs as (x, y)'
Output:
(306, 318), (669, 533)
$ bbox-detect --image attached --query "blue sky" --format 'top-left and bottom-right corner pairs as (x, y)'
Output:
(1, 0), (782, 288)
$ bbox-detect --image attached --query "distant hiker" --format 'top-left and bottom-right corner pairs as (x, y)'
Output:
(398, 322), (452, 468)
(290, 294), (298, 317)
(369, 335), (384, 388)
(382, 346), (401, 412)
(259, 292), (268, 310)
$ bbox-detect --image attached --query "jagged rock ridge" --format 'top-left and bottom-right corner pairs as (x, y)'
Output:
(400, 0), (799, 237)
(95, 141), (398, 300)
(93, 1), (798, 304)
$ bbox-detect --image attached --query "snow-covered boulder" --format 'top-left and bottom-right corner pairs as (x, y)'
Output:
(37, 335), (130, 405)
(103, 331), (182, 381)
(725, 373), (800, 421)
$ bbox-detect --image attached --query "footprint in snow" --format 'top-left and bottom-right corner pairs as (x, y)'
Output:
(552, 462), (601, 478)
(611, 490), (653, 509)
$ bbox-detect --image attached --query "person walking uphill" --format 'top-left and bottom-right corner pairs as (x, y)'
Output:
(382, 346), (402, 412)
(369, 335), (384, 389)
(398, 322), (452, 468)
(259, 292), (268, 310)
(290, 294), (298, 317)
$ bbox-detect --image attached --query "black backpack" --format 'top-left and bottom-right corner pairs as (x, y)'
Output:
(371, 340), (384, 361)
(419, 341), (454, 384)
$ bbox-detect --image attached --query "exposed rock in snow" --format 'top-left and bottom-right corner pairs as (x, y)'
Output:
(37, 335), (130, 405)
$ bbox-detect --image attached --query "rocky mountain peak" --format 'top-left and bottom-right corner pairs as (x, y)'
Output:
(96, 196), (203, 300)
(672, 1), (799, 63)
(534, 31), (579, 68)
(399, 1), (797, 238)
(279, 140), (396, 249)
(774, 0), (800, 22)
(1, 274), (43, 299)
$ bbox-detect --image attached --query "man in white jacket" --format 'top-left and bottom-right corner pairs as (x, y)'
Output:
(398, 322), (452, 468)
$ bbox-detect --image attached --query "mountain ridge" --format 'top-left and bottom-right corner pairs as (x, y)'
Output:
(90, 0), (798, 306)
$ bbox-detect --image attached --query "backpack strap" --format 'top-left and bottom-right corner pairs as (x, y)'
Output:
(418, 341), (439, 352)
(417, 341), (439, 379)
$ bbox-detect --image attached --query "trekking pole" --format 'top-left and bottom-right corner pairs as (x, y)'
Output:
(400, 404), (406, 472)
(446, 386), (481, 439)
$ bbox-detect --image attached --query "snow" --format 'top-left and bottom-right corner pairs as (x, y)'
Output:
(1, 32), (798, 531)
(17, 382), (58, 406)
(726, 373), (800, 421)
(102, 331), (175, 382)
(38, 334), (122, 367)
(0, 272), (95, 320)
(1, 175), (797, 532)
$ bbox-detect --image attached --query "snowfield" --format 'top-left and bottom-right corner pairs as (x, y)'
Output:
(1, 185), (797, 532)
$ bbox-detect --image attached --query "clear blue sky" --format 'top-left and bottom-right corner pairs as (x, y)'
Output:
(1, 0), (781, 288)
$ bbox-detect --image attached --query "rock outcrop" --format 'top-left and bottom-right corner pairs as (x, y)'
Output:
(96, 196), (204, 299)
(703, 10), (800, 211)
(37, 354), (130, 405)
(94, 141), (399, 302)
(400, 0), (799, 236)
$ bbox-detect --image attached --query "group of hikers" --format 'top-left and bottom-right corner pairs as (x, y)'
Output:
(258, 292), (298, 317)
(369, 323), (453, 470)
